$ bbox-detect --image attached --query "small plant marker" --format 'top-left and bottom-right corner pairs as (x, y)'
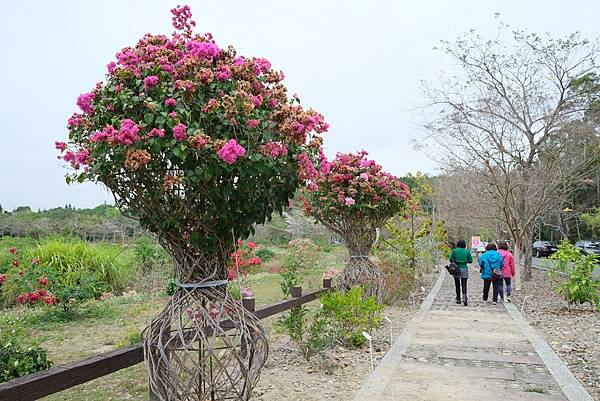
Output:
(362, 331), (374, 372)
(384, 316), (393, 345)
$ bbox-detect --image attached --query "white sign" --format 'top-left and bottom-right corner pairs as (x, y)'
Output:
(362, 331), (372, 341)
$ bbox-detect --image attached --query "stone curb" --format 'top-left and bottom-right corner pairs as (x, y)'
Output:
(504, 301), (593, 401)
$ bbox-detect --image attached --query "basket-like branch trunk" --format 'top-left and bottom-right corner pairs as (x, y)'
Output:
(144, 249), (268, 401)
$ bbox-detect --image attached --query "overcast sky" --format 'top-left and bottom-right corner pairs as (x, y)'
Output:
(1, 0), (599, 211)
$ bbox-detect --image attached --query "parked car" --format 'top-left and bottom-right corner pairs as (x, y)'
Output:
(575, 240), (600, 259)
(532, 241), (557, 258)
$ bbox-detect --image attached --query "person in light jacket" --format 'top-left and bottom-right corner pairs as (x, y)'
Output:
(448, 239), (473, 306)
(478, 242), (504, 305)
(497, 241), (516, 302)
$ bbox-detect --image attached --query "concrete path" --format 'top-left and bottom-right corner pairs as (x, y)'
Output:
(354, 269), (593, 401)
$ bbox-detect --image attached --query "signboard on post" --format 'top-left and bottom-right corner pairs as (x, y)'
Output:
(471, 236), (482, 250)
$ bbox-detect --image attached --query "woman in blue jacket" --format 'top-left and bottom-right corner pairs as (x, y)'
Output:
(478, 242), (504, 305)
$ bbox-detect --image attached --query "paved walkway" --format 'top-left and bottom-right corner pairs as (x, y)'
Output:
(354, 269), (593, 401)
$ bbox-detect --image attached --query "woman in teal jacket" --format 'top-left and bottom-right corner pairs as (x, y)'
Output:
(478, 242), (504, 305)
(448, 239), (472, 306)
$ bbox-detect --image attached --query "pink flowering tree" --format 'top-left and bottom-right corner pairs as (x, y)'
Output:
(302, 151), (410, 302)
(57, 5), (327, 400)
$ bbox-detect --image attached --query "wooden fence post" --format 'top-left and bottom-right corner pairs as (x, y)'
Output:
(322, 278), (332, 289)
(290, 286), (302, 299)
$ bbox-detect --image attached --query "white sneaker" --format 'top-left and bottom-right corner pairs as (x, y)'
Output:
(492, 302), (498, 306)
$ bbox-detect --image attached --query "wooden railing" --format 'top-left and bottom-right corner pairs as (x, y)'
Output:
(0, 278), (332, 401)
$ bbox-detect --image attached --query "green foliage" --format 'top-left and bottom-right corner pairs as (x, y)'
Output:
(277, 306), (331, 361)
(165, 278), (178, 296)
(279, 269), (302, 298)
(114, 329), (141, 349)
(550, 241), (600, 311)
(255, 247), (275, 262)
(377, 251), (415, 304)
(280, 238), (320, 297)
(132, 236), (169, 273)
(320, 288), (383, 348)
(0, 341), (53, 383)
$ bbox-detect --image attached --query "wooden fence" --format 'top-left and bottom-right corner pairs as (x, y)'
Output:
(0, 278), (332, 401)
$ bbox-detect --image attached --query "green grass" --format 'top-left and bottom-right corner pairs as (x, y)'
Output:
(525, 387), (549, 394)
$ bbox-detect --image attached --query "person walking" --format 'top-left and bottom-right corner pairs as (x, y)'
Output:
(449, 239), (473, 306)
(497, 241), (516, 302)
(478, 242), (504, 305)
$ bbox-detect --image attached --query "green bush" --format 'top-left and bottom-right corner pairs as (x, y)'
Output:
(277, 306), (331, 361)
(114, 329), (141, 349)
(377, 251), (415, 304)
(255, 247), (275, 262)
(321, 288), (383, 347)
(550, 241), (600, 311)
(0, 342), (52, 383)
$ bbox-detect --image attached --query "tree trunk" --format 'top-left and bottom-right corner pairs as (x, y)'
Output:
(522, 229), (534, 281)
(513, 236), (522, 291)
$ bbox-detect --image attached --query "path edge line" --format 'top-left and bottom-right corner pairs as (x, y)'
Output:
(504, 302), (593, 401)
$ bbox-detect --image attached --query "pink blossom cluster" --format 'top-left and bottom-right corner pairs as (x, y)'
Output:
(260, 142), (288, 158)
(297, 152), (318, 182)
(90, 120), (141, 145)
(76, 92), (95, 116)
(217, 139), (246, 164)
(186, 40), (220, 59)
(143, 75), (159, 90)
(172, 123), (188, 141)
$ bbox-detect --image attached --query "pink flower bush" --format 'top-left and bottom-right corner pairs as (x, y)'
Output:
(217, 139), (246, 164)
(302, 150), (410, 224)
(57, 4), (328, 278)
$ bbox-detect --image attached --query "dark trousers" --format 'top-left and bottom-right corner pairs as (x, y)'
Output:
(454, 277), (467, 297)
(483, 279), (502, 302)
(504, 277), (512, 296)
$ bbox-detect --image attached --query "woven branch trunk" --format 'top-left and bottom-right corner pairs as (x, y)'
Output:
(322, 220), (386, 303)
(144, 251), (267, 401)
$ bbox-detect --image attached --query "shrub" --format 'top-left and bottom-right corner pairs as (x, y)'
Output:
(550, 241), (600, 311)
(0, 342), (53, 383)
(377, 252), (415, 304)
(279, 238), (319, 297)
(115, 329), (142, 349)
(277, 306), (331, 361)
(132, 236), (169, 273)
(255, 247), (275, 262)
(321, 287), (383, 347)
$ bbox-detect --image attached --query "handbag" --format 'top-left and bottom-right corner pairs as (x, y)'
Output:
(446, 262), (461, 276)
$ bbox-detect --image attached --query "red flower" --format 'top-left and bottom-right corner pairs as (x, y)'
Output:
(8, 247), (17, 254)
(247, 242), (257, 250)
(248, 257), (262, 266)
(28, 292), (41, 303)
(0, 274), (6, 284)
(44, 295), (58, 305)
(237, 239), (243, 246)
(227, 269), (237, 281)
(12, 260), (20, 267)
(182, 232), (190, 241)
(17, 293), (28, 304)
(38, 277), (49, 286)
(30, 257), (41, 266)
(18, 270), (24, 277)
(37, 289), (48, 297)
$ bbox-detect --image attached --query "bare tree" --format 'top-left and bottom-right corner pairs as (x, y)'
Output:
(423, 24), (600, 289)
